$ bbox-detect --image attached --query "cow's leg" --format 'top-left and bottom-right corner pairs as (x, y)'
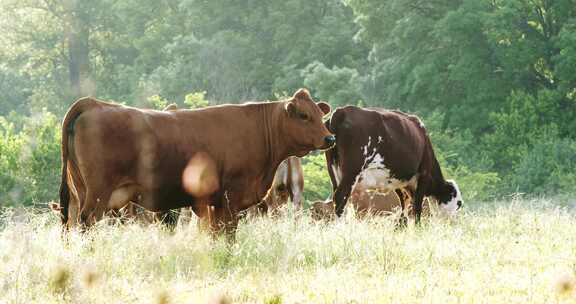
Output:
(256, 201), (268, 215)
(289, 187), (303, 211)
(333, 175), (356, 217)
(78, 188), (113, 229)
(208, 190), (244, 241)
(67, 194), (80, 229)
(193, 199), (215, 233)
(412, 187), (425, 225)
(195, 203), (239, 241)
(65, 179), (84, 229)
(395, 188), (409, 228)
(213, 206), (240, 242)
(79, 183), (138, 229)
(178, 207), (195, 226)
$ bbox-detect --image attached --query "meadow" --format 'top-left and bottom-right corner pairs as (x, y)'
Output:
(1, 198), (575, 304)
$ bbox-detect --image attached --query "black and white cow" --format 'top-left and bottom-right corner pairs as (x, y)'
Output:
(325, 106), (462, 223)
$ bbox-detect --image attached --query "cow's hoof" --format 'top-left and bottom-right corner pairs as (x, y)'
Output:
(394, 217), (408, 231)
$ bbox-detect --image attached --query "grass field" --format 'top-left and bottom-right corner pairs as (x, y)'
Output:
(1, 198), (576, 304)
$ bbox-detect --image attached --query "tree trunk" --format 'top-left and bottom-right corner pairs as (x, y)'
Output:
(65, 0), (91, 99)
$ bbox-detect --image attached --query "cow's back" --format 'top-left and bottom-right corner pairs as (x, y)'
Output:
(329, 106), (427, 180)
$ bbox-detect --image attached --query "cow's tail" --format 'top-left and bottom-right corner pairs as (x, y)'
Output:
(58, 97), (100, 226)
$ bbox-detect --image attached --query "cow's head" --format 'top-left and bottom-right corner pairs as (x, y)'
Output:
(283, 88), (334, 156)
(438, 179), (463, 216)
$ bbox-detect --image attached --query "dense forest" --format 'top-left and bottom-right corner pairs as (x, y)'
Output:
(0, 0), (575, 206)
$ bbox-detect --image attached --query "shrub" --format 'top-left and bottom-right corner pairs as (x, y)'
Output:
(425, 111), (501, 201)
(512, 136), (576, 195)
(17, 110), (61, 205)
(0, 110), (61, 206)
(0, 117), (24, 206)
(301, 153), (332, 203)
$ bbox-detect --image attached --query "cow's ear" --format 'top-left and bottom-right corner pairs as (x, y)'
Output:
(317, 102), (331, 115)
(293, 88), (311, 100)
(285, 101), (297, 115)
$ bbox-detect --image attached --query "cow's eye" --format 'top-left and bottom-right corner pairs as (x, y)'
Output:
(298, 112), (309, 121)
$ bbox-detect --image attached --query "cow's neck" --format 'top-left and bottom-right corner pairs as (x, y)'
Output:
(260, 102), (291, 181)
(427, 152), (449, 198)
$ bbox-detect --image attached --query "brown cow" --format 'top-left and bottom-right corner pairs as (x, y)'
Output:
(309, 188), (427, 220)
(351, 189), (402, 218)
(257, 156), (304, 215)
(310, 199), (335, 221)
(325, 106), (462, 224)
(58, 89), (334, 234)
(350, 187), (434, 218)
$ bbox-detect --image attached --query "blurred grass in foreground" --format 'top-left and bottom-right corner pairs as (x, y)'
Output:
(1, 198), (575, 303)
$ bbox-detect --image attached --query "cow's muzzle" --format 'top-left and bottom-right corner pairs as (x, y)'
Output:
(323, 135), (336, 147)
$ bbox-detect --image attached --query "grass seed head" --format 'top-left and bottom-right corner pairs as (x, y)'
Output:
(49, 264), (70, 293)
(80, 266), (100, 288)
(554, 272), (576, 297)
(154, 289), (171, 304)
(264, 294), (282, 304)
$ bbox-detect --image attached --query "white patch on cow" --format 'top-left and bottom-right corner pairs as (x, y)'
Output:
(378, 136), (383, 143)
(352, 152), (418, 196)
(331, 163), (342, 186)
(361, 136), (374, 156)
(439, 179), (462, 217)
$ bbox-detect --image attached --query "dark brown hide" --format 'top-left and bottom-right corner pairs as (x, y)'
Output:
(325, 106), (462, 223)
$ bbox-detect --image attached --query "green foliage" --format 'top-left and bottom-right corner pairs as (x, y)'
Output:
(147, 95), (169, 110)
(302, 61), (363, 106)
(0, 0), (575, 203)
(439, 160), (501, 203)
(0, 117), (23, 205)
(301, 153), (332, 202)
(18, 110), (61, 204)
(512, 136), (576, 195)
(184, 91), (209, 109)
(483, 89), (569, 172)
(425, 112), (500, 202)
(0, 111), (60, 206)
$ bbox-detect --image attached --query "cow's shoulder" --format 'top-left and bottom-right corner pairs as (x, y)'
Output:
(329, 105), (370, 130)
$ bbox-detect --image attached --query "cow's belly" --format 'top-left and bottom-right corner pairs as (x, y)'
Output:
(354, 154), (418, 194)
(354, 168), (418, 193)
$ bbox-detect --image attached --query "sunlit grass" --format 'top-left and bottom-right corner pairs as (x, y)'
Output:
(1, 198), (575, 303)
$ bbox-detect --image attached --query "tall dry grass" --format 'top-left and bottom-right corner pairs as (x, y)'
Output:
(1, 198), (575, 303)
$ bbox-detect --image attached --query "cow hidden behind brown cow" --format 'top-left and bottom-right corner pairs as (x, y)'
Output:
(310, 188), (432, 221)
(253, 156), (304, 216)
(56, 88), (334, 236)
